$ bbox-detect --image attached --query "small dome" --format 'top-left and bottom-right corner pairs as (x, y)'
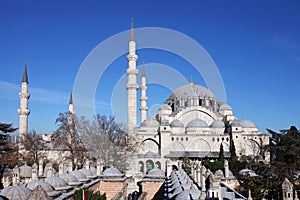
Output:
(19, 165), (32, 178)
(159, 104), (172, 111)
(78, 169), (93, 177)
(26, 180), (61, 197)
(44, 177), (71, 191)
(170, 120), (184, 128)
(141, 117), (159, 127)
(238, 169), (258, 177)
(0, 185), (31, 200)
(59, 173), (82, 186)
(219, 104), (232, 111)
(186, 119), (208, 128)
(210, 120), (225, 128)
(214, 169), (225, 179)
(146, 169), (165, 178)
(239, 119), (256, 128)
(102, 167), (123, 177)
(70, 171), (88, 181)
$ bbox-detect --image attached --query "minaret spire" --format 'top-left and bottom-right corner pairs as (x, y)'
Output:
(18, 63), (30, 142)
(130, 17), (135, 41)
(68, 91), (74, 144)
(140, 64), (148, 124)
(126, 19), (139, 134)
(22, 64), (28, 83)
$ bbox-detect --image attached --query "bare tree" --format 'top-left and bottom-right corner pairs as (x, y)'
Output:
(52, 112), (87, 169)
(19, 130), (46, 165)
(80, 114), (137, 172)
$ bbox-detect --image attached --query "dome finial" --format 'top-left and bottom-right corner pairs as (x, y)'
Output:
(190, 76), (194, 86)
(130, 17), (135, 41)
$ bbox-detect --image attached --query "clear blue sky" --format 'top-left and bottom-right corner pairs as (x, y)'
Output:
(1, 0), (300, 134)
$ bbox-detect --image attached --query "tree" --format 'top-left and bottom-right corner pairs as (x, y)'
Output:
(80, 114), (137, 172)
(267, 126), (300, 179)
(18, 130), (46, 165)
(52, 112), (87, 169)
(203, 143), (225, 173)
(0, 123), (18, 189)
(0, 123), (17, 147)
(73, 188), (106, 200)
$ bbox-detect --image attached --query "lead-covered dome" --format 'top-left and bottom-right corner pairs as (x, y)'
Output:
(170, 119), (184, 127)
(168, 84), (215, 100)
(26, 180), (61, 197)
(0, 185), (32, 200)
(219, 104), (232, 111)
(102, 167), (123, 177)
(186, 119), (208, 128)
(159, 104), (172, 111)
(239, 119), (256, 128)
(210, 120), (225, 128)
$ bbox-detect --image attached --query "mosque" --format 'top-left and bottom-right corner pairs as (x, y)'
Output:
(125, 21), (270, 176)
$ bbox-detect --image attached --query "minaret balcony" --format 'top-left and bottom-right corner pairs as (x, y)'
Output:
(18, 108), (30, 115)
(126, 68), (138, 75)
(126, 83), (139, 90)
(18, 92), (30, 98)
(127, 54), (138, 61)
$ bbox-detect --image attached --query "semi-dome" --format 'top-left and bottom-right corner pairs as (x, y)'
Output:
(19, 165), (32, 178)
(44, 177), (72, 191)
(239, 119), (256, 128)
(170, 119), (184, 127)
(219, 104), (232, 111)
(210, 120), (225, 128)
(168, 84), (215, 100)
(102, 167), (123, 177)
(0, 185), (32, 200)
(159, 104), (172, 111)
(186, 119), (208, 128)
(26, 180), (61, 197)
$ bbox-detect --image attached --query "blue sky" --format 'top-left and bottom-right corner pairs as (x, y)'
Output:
(1, 0), (300, 134)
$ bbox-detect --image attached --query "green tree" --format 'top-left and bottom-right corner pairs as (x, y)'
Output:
(202, 143), (225, 173)
(267, 126), (300, 178)
(0, 123), (17, 146)
(73, 189), (106, 200)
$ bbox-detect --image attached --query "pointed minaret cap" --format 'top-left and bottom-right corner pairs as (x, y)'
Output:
(130, 18), (135, 41)
(22, 63), (29, 83)
(142, 63), (146, 77)
(69, 91), (73, 105)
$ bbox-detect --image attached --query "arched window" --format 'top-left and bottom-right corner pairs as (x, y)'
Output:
(138, 161), (144, 173)
(146, 160), (154, 173)
(155, 161), (161, 169)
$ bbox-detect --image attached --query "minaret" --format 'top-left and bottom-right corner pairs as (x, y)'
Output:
(18, 64), (30, 139)
(68, 91), (75, 144)
(140, 65), (148, 124)
(126, 19), (139, 134)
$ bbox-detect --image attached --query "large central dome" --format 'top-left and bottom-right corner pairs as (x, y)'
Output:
(168, 83), (215, 100)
